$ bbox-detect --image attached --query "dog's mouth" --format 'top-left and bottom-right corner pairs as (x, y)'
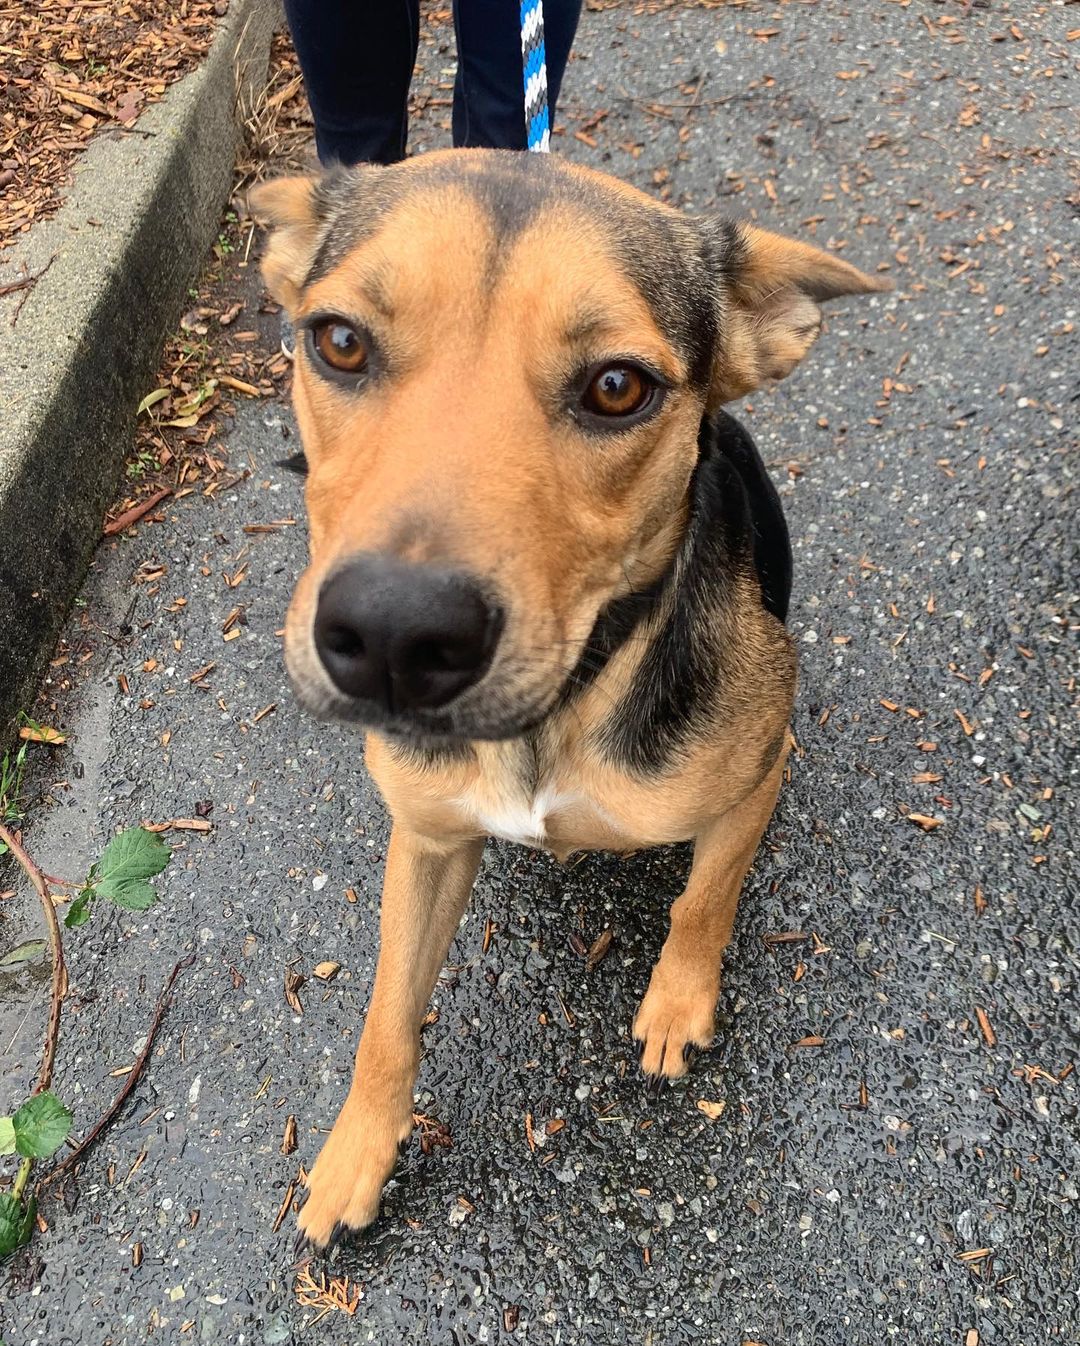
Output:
(287, 665), (561, 744)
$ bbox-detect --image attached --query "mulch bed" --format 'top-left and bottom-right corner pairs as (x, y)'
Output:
(0, 0), (227, 252)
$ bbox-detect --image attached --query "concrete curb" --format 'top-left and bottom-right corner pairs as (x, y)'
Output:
(0, 0), (279, 735)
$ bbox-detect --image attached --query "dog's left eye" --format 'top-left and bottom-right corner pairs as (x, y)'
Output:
(310, 320), (369, 374)
(580, 364), (656, 419)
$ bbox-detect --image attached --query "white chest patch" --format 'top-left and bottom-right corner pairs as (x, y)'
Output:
(454, 785), (594, 849)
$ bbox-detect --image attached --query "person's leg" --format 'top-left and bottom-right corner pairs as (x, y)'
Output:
(283, 0), (421, 167)
(452, 0), (582, 150)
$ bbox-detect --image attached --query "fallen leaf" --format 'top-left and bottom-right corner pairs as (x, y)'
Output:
(284, 970), (305, 1015)
(137, 387), (170, 416)
(18, 725), (65, 745)
(294, 1263), (362, 1317)
(114, 89), (144, 124)
(586, 928), (613, 971)
(0, 940), (47, 968)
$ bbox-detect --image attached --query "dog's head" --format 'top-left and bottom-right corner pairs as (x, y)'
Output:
(251, 150), (888, 742)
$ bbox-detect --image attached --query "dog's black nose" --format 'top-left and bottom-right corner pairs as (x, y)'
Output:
(312, 555), (502, 712)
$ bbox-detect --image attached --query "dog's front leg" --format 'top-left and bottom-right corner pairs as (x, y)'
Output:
(633, 753), (786, 1081)
(297, 825), (484, 1248)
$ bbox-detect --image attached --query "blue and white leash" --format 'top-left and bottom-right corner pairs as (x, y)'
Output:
(519, 0), (550, 152)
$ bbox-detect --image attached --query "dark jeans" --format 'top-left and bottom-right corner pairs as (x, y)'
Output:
(282, 0), (582, 166)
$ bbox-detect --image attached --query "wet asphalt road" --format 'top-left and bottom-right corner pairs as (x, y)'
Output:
(2, 2), (1078, 1343)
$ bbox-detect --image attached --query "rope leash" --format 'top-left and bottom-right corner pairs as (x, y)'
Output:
(519, 0), (550, 152)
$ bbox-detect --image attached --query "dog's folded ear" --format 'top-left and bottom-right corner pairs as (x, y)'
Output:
(705, 221), (892, 406)
(248, 175), (324, 317)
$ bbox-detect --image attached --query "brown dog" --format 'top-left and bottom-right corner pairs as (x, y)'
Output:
(251, 149), (888, 1250)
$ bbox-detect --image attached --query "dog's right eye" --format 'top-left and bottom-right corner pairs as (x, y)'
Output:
(575, 360), (665, 430)
(310, 320), (369, 374)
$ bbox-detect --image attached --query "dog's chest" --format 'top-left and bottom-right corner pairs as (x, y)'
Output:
(460, 785), (584, 849)
(451, 742), (632, 856)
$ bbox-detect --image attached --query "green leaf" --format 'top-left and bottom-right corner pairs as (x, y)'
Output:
(97, 827), (171, 883)
(0, 1192), (36, 1259)
(0, 1117), (14, 1156)
(64, 889), (94, 929)
(12, 1092), (72, 1159)
(97, 827), (170, 886)
(92, 828), (170, 913)
(0, 940), (46, 968)
(96, 876), (156, 911)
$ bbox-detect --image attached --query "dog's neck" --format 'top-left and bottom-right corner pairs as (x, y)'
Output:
(557, 413), (728, 704)
(548, 412), (748, 771)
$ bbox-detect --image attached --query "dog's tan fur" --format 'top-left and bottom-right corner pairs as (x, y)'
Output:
(251, 150), (887, 1247)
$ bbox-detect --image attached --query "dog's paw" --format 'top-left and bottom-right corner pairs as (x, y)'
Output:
(632, 968), (717, 1081)
(295, 1101), (413, 1249)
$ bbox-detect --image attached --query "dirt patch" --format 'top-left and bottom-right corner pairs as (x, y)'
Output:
(0, 0), (227, 251)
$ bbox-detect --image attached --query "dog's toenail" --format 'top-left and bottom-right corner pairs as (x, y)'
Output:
(326, 1221), (348, 1253)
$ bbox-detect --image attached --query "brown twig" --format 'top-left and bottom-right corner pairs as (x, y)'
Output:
(41, 872), (78, 890)
(1, 253), (58, 326)
(102, 486), (173, 537)
(0, 822), (66, 1095)
(43, 951), (195, 1183)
